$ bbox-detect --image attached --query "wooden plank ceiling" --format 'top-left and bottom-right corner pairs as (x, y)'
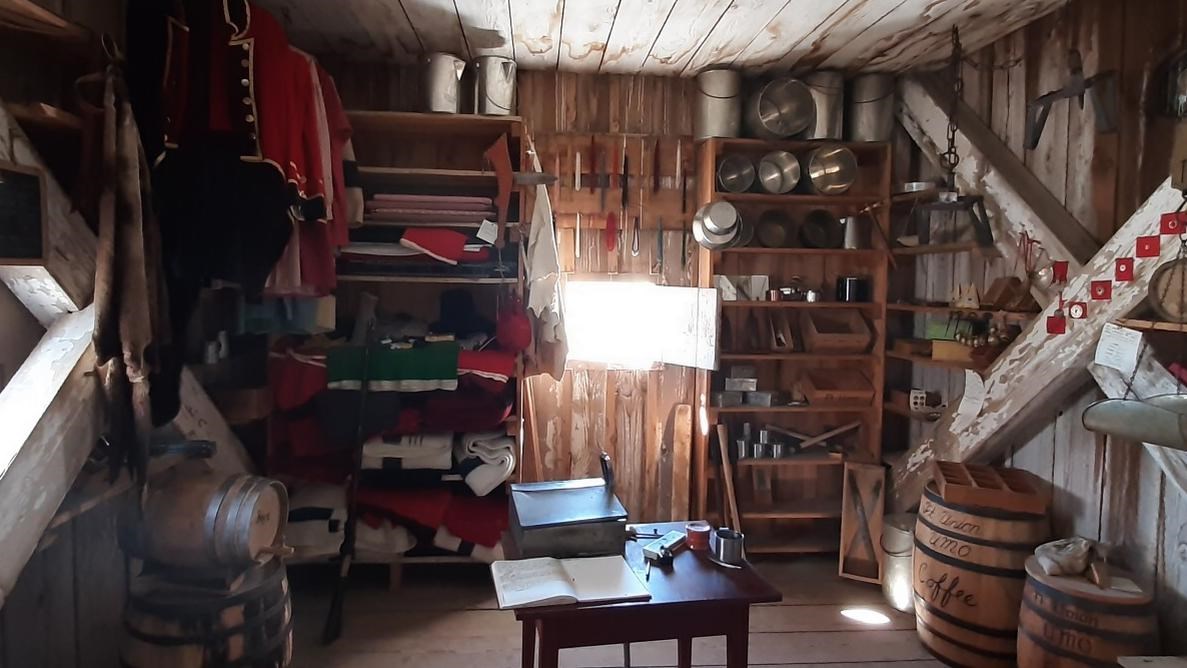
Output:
(258, 0), (1069, 74)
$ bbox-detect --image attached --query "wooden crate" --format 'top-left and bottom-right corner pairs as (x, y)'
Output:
(799, 310), (872, 353)
(839, 462), (884, 584)
(803, 369), (875, 406)
(932, 461), (1048, 514)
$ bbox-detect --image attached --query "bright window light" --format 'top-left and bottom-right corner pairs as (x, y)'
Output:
(564, 280), (666, 369)
(841, 607), (891, 625)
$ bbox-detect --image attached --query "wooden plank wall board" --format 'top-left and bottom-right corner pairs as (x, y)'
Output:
(889, 0), (1187, 651)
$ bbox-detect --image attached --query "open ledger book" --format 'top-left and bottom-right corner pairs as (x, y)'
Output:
(491, 555), (651, 609)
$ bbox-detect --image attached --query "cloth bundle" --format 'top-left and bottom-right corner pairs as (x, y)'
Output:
(454, 432), (517, 497)
(326, 341), (459, 392)
(362, 433), (454, 471)
(287, 483), (416, 560)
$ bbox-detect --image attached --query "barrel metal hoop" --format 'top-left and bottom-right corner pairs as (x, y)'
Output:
(923, 485), (1048, 521)
(916, 513), (1043, 551)
(1024, 575), (1157, 616)
(205, 475), (244, 565)
(1022, 596), (1159, 644)
(223, 476), (262, 563)
(128, 562), (286, 616)
(916, 615), (1018, 661)
(913, 537), (1028, 578)
(911, 593), (1020, 639)
(1018, 625), (1134, 668)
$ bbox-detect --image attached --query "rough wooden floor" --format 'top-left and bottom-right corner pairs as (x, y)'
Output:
(289, 558), (942, 668)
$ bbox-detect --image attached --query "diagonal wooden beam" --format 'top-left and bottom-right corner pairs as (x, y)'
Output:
(889, 179), (1182, 511)
(898, 76), (1101, 288)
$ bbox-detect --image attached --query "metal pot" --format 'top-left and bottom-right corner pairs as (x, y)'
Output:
(756, 209), (794, 248)
(424, 52), (467, 113)
(800, 209), (843, 248)
(745, 77), (815, 139)
(804, 70), (844, 139)
(716, 153), (756, 193)
(841, 215), (869, 249)
(692, 202), (740, 250)
(881, 513), (916, 613)
(848, 73), (895, 142)
(805, 144), (858, 195)
(756, 150), (800, 194)
(695, 68), (742, 139)
(473, 56), (516, 115)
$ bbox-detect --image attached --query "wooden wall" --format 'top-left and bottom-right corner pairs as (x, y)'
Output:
(903, 0), (1187, 650)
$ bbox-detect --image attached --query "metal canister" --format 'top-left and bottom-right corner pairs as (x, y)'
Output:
(423, 52), (467, 113)
(695, 69), (742, 139)
(770, 442), (786, 459)
(881, 513), (916, 612)
(804, 145), (858, 195)
(848, 73), (896, 142)
(473, 56), (517, 115)
(804, 71), (844, 139)
(745, 77), (815, 139)
(716, 153), (756, 193)
(713, 528), (746, 565)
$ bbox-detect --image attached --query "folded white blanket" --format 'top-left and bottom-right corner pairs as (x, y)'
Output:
(454, 432), (516, 496)
(459, 432), (516, 464)
(287, 483), (416, 560)
(361, 448), (452, 471)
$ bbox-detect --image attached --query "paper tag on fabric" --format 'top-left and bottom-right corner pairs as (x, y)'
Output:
(1094, 323), (1142, 373)
(477, 219), (499, 244)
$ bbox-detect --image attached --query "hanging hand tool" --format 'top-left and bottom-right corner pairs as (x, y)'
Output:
(653, 138), (662, 194)
(589, 135), (597, 194)
(631, 215), (641, 256)
(575, 213), (581, 259)
(598, 141), (607, 211)
(677, 141), (689, 268)
(574, 150), (582, 259)
(622, 145), (629, 251)
(605, 211), (618, 252)
(654, 219), (664, 279)
(1025, 49), (1117, 150)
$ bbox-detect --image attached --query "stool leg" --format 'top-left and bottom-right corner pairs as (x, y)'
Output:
(677, 637), (692, 668)
(623, 643), (631, 668)
(522, 621), (536, 668)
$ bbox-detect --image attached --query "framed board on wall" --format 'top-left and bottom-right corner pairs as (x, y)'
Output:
(0, 160), (46, 265)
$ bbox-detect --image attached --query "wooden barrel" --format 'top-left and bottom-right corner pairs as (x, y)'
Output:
(912, 482), (1050, 667)
(120, 558), (293, 668)
(127, 463), (288, 570)
(1018, 556), (1158, 666)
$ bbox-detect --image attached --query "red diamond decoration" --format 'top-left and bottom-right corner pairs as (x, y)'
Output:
(1161, 212), (1187, 235)
(1091, 280), (1112, 300)
(1137, 235), (1161, 258)
(1116, 258), (1134, 281)
(1047, 314), (1067, 334)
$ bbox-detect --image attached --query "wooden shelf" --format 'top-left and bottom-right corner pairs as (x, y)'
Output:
(741, 499), (842, 520)
(713, 405), (871, 414)
(883, 402), (942, 422)
(357, 166), (500, 188)
(709, 136), (888, 156)
(338, 275), (518, 285)
(347, 110), (523, 137)
(886, 350), (981, 370)
(746, 534), (838, 555)
(718, 247), (884, 257)
(720, 301), (878, 310)
(719, 352), (875, 362)
(708, 453), (844, 478)
(1115, 318), (1187, 333)
(892, 241), (983, 256)
(887, 303), (1037, 320)
(718, 192), (883, 207)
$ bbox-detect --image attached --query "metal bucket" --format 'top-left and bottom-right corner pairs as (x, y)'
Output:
(804, 71), (844, 139)
(695, 69), (742, 139)
(474, 56), (517, 115)
(716, 153), (756, 193)
(804, 144), (858, 194)
(746, 77), (815, 139)
(424, 52), (467, 113)
(848, 73), (895, 142)
(881, 513), (915, 613)
(756, 150), (800, 194)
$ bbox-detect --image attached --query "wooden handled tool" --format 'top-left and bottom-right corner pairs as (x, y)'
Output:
(716, 423), (741, 530)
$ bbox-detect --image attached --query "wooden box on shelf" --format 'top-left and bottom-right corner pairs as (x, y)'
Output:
(803, 369), (875, 407)
(892, 338), (932, 356)
(800, 310), (872, 353)
(931, 340), (973, 363)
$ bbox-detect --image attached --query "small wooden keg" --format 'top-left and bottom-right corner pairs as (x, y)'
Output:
(121, 558), (293, 668)
(125, 463), (288, 570)
(1018, 556), (1158, 666)
(913, 482), (1050, 667)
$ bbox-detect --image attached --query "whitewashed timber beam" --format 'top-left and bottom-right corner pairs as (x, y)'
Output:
(1090, 360), (1187, 497)
(0, 307), (100, 607)
(0, 101), (95, 326)
(889, 179), (1182, 511)
(898, 75), (1101, 301)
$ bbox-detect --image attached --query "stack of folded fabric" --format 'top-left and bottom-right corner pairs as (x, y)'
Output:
(362, 433), (454, 471)
(454, 432), (517, 497)
(326, 341), (459, 392)
(287, 483), (416, 560)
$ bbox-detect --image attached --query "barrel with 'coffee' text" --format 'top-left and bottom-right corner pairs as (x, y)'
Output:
(1018, 556), (1158, 666)
(912, 482), (1050, 666)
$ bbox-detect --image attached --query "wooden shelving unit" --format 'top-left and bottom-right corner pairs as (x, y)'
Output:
(885, 350), (982, 370)
(334, 111), (526, 567)
(891, 241), (983, 256)
(693, 137), (891, 564)
(887, 303), (1037, 320)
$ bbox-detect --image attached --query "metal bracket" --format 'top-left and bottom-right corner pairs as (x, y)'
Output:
(1026, 50), (1118, 150)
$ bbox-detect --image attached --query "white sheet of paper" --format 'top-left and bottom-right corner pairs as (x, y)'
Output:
(950, 370), (986, 432)
(1094, 323), (1143, 373)
(476, 219), (499, 244)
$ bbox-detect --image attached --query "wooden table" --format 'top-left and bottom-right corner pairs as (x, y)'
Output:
(514, 522), (782, 668)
